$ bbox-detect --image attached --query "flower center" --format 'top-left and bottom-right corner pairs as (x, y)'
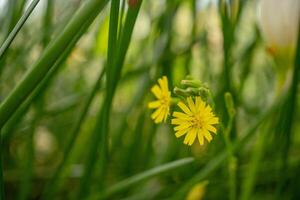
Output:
(191, 114), (204, 129)
(160, 95), (169, 107)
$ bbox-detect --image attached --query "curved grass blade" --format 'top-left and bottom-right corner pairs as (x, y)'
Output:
(0, 12), (98, 140)
(91, 157), (195, 199)
(0, 0), (108, 129)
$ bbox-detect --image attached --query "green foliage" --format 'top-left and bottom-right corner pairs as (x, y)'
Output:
(0, 0), (299, 199)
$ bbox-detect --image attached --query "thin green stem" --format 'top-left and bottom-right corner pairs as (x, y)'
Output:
(0, 136), (4, 200)
(0, 0), (40, 61)
(240, 124), (268, 200)
(42, 0), (54, 47)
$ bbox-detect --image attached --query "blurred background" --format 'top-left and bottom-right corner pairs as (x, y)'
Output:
(0, 0), (299, 199)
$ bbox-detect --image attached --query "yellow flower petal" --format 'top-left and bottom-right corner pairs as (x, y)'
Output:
(208, 117), (219, 125)
(188, 128), (197, 146)
(174, 123), (191, 131)
(171, 96), (219, 146)
(163, 108), (169, 122)
(155, 111), (165, 123)
(171, 118), (189, 125)
(158, 77), (168, 93)
(187, 97), (196, 113)
(151, 107), (162, 120)
(173, 112), (190, 120)
(148, 100), (161, 109)
(148, 76), (171, 124)
(184, 131), (192, 145)
(204, 105), (212, 114)
(197, 130), (204, 145)
(202, 129), (212, 142)
(195, 96), (201, 109)
(162, 76), (169, 92)
(151, 85), (162, 99)
(175, 128), (190, 138)
(178, 102), (193, 115)
(206, 125), (217, 134)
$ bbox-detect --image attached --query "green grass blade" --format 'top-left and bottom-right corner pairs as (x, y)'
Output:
(0, 16), (96, 141)
(17, 126), (34, 200)
(77, 0), (121, 197)
(240, 126), (268, 200)
(92, 157), (195, 199)
(0, 0), (108, 129)
(0, 137), (4, 200)
(107, 0), (120, 83)
(276, 22), (300, 196)
(0, 0), (40, 61)
(42, 0), (54, 47)
(42, 67), (106, 200)
(78, 1), (143, 198)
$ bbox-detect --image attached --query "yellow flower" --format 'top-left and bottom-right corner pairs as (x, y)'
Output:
(171, 96), (219, 146)
(186, 181), (208, 200)
(148, 76), (171, 123)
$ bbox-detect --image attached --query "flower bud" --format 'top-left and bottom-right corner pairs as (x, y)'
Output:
(181, 79), (201, 88)
(224, 92), (236, 118)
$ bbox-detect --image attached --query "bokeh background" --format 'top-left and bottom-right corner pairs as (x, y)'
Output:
(0, 0), (299, 199)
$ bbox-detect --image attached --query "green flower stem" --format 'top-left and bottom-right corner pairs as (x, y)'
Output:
(224, 92), (237, 200)
(90, 157), (195, 199)
(171, 97), (180, 105)
(0, 0), (40, 61)
(224, 92), (236, 119)
(240, 124), (268, 200)
(0, 0), (108, 129)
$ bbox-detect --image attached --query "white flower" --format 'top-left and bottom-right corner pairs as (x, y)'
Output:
(258, 0), (300, 54)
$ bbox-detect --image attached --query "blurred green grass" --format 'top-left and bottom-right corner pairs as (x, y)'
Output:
(0, 0), (299, 199)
